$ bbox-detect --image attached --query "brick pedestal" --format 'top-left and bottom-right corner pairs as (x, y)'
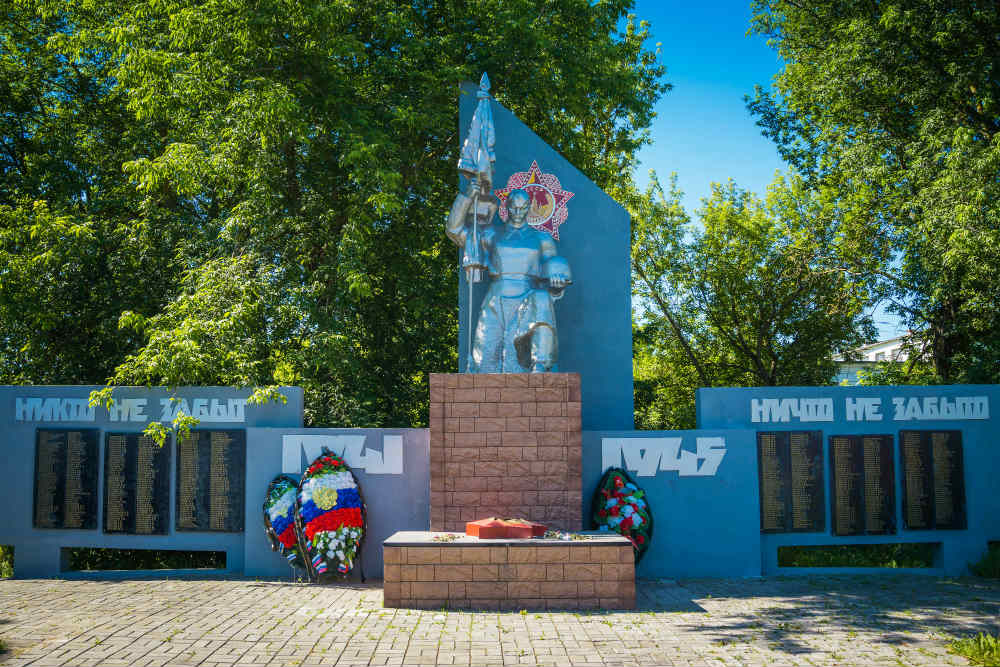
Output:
(428, 373), (583, 532)
(383, 531), (635, 610)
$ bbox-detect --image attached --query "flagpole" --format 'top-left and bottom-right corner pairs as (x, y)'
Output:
(457, 72), (494, 373)
(468, 188), (479, 372)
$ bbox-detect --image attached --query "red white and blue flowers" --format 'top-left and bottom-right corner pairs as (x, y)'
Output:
(297, 452), (364, 578)
(263, 475), (305, 568)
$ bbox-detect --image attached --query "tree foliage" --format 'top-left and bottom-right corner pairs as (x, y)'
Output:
(630, 172), (875, 429)
(748, 0), (1000, 383)
(1, 0), (667, 426)
(0, 3), (196, 384)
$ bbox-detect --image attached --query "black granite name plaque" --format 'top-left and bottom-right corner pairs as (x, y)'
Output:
(862, 435), (896, 535)
(900, 430), (966, 530)
(103, 432), (171, 535)
(829, 434), (896, 536)
(33, 429), (99, 529)
(175, 429), (246, 532)
(757, 431), (824, 533)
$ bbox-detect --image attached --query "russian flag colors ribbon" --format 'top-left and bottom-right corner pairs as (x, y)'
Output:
(262, 451), (365, 581)
(263, 475), (307, 570)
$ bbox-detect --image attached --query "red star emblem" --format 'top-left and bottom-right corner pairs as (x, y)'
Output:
(494, 160), (574, 240)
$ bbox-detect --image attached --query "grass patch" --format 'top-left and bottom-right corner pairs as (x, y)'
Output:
(66, 548), (225, 571)
(0, 545), (12, 578)
(950, 633), (1000, 666)
(778, 543), (937, 568)
(970, 543), (1000, 578)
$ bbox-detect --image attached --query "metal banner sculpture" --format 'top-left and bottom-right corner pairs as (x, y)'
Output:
(447, 74), (573, 373)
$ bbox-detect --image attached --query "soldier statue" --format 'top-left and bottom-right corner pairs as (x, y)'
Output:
(447, 73), (572, 373)
(446, 176), (572, 373)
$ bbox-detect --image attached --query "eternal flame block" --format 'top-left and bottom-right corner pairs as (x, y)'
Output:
(383, 531), (634, 610)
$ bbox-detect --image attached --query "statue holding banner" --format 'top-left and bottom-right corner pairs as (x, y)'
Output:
(446, 74), (572, 373)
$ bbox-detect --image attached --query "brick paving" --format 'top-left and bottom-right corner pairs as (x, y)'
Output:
(1, 575), (998, 666)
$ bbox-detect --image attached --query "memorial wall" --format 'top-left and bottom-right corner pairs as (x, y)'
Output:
(1, 384), (997, 579)
(0, 386), (431, 579)
(0, 387), (304, 578)
(697, 385), (998, 575)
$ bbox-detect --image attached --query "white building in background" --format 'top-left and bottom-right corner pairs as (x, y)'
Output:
(834, 336), (910, 385)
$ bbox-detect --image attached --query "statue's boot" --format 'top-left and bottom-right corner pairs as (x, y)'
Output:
(529, 325), (557, 372)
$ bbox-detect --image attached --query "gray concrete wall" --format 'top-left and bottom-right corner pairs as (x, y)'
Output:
(244, 428), (430, 580)
(0, 386), (302, 577)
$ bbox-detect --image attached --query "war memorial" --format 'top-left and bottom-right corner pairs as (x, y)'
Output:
(0, 78), (998, 615)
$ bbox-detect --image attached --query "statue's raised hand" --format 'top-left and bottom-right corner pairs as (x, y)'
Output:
(467, 176), (490, 199)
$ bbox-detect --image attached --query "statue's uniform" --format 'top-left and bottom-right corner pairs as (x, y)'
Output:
(447, 190), (570, 373)
(467, 224), (561, 372)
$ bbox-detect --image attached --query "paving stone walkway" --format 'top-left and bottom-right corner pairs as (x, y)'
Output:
(1, 575), (998, 666)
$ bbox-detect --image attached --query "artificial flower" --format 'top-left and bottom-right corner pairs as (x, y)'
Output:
(297, 451), (364, 580)
(591, 467), (653, 563)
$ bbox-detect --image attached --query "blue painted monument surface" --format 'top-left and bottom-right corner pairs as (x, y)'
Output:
(0, 385), (434, 579)
(586, 385), (998, 577)
(245, 428), (429, 579)
(585, 429), (762, 578)
(690, 385), (999, 575)
(0, 386), (304, 577)
(457, 82), (634, 431)
(2, 383), (997, 579)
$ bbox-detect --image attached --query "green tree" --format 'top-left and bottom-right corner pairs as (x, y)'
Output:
(748, 0), (1000, 383)
(0, 4), (199, 384)
(630, 172), (875, 429)
(1, 0), (667, 426)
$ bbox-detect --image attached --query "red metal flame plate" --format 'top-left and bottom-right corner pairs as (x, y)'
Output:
(465, 517), (547, 539)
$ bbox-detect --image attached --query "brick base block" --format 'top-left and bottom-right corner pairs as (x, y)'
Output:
(383, 532), (635, 610)
(428, 373), (583, 532)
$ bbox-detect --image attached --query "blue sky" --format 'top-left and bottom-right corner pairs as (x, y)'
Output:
(630, 0), (785, 210)
(628, 1), (905, 339)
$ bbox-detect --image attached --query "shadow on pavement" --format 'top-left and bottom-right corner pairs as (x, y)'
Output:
(637, 574), (1000, 655)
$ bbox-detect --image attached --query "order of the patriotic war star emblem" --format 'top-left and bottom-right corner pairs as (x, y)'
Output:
(494, 160), (574, 240)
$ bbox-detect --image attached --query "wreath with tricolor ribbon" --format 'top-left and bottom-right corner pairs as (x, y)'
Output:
(263, 474), (307, 570)
(295, 448), (367, 581)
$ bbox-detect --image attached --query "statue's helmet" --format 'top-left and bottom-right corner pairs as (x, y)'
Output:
(508, 189), (530, 206)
